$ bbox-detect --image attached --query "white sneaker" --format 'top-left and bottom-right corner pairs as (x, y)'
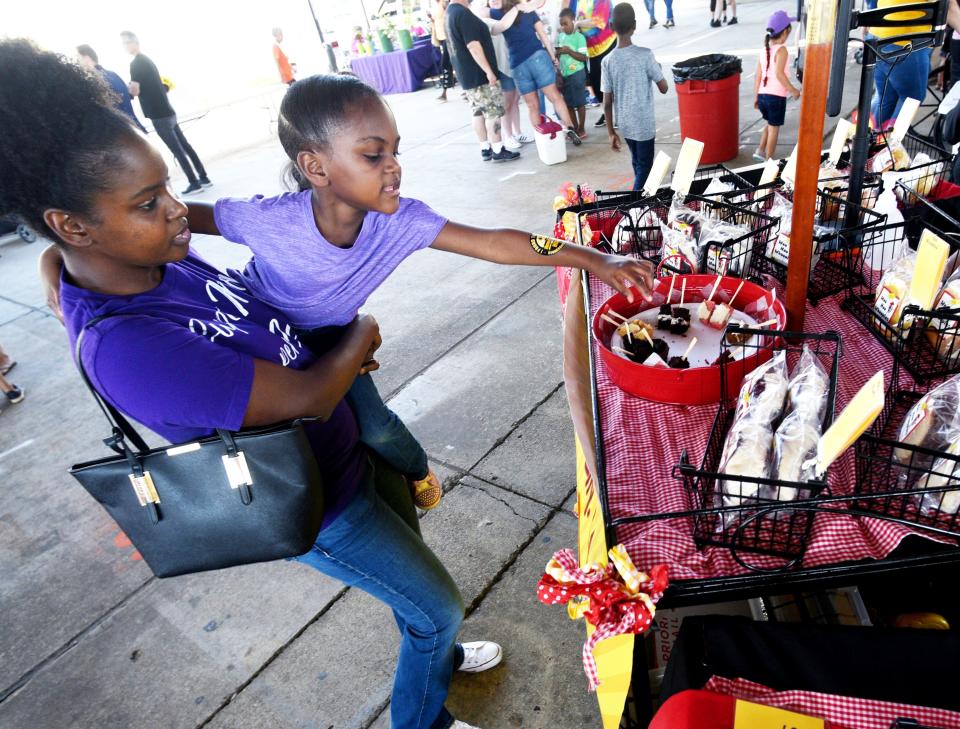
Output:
(450, 721), (482, 729)
(503, 136), (521, 151)
(514, 133), (533, 145)
(457, 641), (503, 673)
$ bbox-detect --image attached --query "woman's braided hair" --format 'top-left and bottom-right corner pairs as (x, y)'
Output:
(0, 39), (140, 241)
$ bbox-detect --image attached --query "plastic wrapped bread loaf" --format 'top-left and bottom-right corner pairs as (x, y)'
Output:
(786, 346), (830, 425)
(895, 374), (960, 472)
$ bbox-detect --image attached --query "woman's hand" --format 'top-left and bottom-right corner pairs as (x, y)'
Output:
(359, 324), (383, 374)
(592, 255), (656, 303)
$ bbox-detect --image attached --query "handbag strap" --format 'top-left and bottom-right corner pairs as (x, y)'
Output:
(75, 311), (255, 508)
(74, 312), (154, 455)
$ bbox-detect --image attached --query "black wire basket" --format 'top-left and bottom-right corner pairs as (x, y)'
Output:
(843, 221), (960, 383)
(873, 132), (953, 216)
(590, 164), (753, 208)
(724, 181), (887, 302)
(854, 355), (960, 541)
(556, 188), (778, 282)
(673, 328), (843, 571)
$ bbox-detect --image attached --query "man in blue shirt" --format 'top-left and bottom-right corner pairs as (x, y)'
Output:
(76, 45), (147, 133)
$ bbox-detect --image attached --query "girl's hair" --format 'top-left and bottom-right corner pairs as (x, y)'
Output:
(0, 39), (140, 240)
(762, 26), (790, 87)
(278, 74), (382, 191)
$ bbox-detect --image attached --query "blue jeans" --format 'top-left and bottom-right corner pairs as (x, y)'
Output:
(626, 137), (656, 192)
(873, 45), (931, 125)
(297, 325), (430, 480)
(513, 49), (557, 95)
(294, 458), (464, 729)
(643, 0), (674, 20)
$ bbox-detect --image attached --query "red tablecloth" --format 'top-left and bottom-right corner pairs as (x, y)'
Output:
(702, 677), (960, 729)
(583, 273), (950, 579)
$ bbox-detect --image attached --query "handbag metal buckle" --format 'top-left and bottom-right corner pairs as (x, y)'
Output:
(222, 451), (253, 489)
(129, 471), (160, 506)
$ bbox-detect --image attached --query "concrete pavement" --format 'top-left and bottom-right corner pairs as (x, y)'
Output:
(0, 2), (870, 726)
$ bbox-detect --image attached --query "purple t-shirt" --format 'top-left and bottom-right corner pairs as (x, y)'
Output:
(60, 253), (367, 527)
(214, 192), (448, 328)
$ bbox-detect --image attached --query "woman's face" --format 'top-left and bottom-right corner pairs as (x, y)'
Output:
(55, 136), (191, 267)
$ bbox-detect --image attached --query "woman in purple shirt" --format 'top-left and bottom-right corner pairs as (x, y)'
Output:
(1, 40), (497, 729)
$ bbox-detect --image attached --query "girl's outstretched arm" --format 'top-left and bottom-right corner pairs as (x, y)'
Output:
(432, 221), (655, 302)
(186, 202), (220, 235)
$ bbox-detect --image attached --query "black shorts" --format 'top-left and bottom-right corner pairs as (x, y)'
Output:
(561, 68), (587, 111)
(757, 93), (787, 127)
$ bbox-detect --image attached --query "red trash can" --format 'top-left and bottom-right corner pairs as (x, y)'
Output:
(673, 54), (742, 164)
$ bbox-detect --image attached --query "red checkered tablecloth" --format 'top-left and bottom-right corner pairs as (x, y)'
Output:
(583, 274), (953, 579)
(704, 676), (960, 729)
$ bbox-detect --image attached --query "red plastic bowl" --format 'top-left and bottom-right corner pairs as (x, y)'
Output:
(593, 275), (787, 404)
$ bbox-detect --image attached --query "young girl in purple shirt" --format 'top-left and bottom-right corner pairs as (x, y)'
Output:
(182, 74), (654, 515)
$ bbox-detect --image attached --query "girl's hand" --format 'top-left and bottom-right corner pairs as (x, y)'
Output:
(593, 255), (656, 303)
(791, 87), (801, 100)
(753, 97), (759, 109)
(609, 131), (621, 151)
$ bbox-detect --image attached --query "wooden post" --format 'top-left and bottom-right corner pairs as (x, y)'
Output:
(786, 0), (838, 329)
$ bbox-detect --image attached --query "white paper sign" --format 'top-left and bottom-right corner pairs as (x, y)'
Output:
(759, 158), (780, 186)
(828, 119), (854, 164)
(670, 139), (705, 197)
(781, 144), (799, 184)
(891, 97), (921, 143)
(643, 152), (672, 196)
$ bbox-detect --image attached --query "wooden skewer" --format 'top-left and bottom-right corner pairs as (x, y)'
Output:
(613, 345), (632, 356)
(682, 337), (698, 361)
(607, 310), (629, 321)
(680, 279), (687, 306)
(757, 318), (778, 327)
(707, 274), (723, 302)
(667, 274), (677, 305)
(729, 279), (746, 306)
(600, 313), (621, 327)
(640, 328), (655, 345)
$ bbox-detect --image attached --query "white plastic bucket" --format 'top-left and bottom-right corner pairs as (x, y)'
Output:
(534, 129), (567, 165)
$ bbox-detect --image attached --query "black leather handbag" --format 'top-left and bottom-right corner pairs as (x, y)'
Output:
(69, 314), (325, 577)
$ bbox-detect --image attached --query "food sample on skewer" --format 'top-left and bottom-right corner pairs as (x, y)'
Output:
(698, 275), (733, 330)
(671, 278), (691, 334)
(668, 337), (698, 369)
(658, 275), (678, 330)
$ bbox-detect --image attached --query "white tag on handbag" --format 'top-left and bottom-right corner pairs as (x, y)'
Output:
(129, 471), (160, 506)
(222, 452), (253, 489)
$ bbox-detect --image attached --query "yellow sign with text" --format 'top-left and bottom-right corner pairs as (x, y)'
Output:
(734, 700), (825, 729)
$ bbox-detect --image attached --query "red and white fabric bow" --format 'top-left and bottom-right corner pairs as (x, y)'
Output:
(536, 545), (669, 691)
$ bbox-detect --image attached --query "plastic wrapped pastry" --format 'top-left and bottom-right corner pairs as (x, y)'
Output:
(719, 422), (772, 503)
(765, 193), (825, 271)
(917, 440), (960, 515)
(894, 153), (945, 204)
(733, 350), (789, 427)
(702, 176), (736, 197)
(895, 373), (960, 472)
(875, 244), (917, 327)
(701, 220), (752, 276)
(660, 221), (700, 274)
(869, 140), (911, 173)
(786, 345), (830, 424)
(772, 411), (820, 496)
(927, 269), (960, 365)
(667, 197), (707, 243)
(612, 207), (658, 256)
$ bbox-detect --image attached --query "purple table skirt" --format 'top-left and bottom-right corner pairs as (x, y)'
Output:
(351, 43), (439, 94)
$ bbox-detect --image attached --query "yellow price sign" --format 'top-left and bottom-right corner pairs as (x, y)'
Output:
(734, 700), (825, 729)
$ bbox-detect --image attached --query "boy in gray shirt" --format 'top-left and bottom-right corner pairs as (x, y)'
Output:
(601, 3), (669, 191)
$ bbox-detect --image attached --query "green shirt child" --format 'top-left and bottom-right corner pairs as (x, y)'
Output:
(557, 30), (587, 77)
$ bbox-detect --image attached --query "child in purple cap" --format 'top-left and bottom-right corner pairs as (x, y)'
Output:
(752, 10), (802, 161)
